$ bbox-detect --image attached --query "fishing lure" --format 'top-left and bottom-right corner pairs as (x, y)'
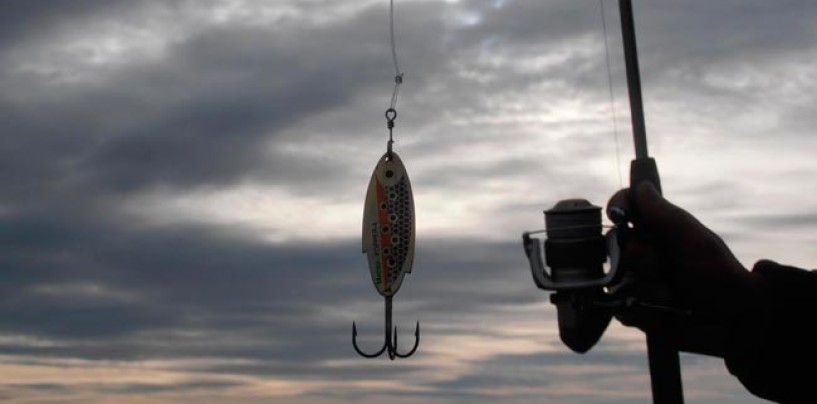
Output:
(353, 149), (420, 360)
(362, 150), (416, 297)
(352, 0), (420, 360)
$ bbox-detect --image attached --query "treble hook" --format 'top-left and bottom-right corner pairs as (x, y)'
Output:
(352, 295), (420, 360)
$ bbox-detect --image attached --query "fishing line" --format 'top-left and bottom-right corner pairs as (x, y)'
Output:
(599, 0), (624, 188)
(389, 0), (404, 110)
(386, 0), (405, 157)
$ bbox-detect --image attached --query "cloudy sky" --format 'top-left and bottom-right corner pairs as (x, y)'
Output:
(2, 0), (817, 402)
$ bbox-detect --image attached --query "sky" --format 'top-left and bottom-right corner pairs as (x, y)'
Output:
(2, 0), (816, 402)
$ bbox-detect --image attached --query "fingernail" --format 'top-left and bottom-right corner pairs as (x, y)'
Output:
(608, 206), (626, 223)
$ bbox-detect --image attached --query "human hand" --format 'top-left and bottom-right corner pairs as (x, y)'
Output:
(606, 182), (765, 355)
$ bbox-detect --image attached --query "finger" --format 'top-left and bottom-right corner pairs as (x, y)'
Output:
(606, 188), (631, 221)
(619, 237), (665, 280)
(633, 182), (710, 247)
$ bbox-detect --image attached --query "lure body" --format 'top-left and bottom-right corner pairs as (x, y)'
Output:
(362, 151), (416, 297)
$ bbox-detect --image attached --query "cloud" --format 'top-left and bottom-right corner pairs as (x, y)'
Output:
(0, 0), (813, 402)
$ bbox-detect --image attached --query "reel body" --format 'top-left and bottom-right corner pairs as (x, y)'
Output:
(522, 199), (626, 353)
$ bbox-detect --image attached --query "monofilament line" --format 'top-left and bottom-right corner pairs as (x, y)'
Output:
(389, 0), (404, 111)
(599, 0), (624, 188)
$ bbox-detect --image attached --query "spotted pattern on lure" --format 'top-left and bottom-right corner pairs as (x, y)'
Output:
(362, 151), (415, 297)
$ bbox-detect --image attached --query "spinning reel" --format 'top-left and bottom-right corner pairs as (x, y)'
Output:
(522, 191), (684, 352)
(522, 199), (627, 353)
(522, 165), (685, 404)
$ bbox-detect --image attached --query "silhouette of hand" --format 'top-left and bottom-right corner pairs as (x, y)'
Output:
(606, 182), (765, 356)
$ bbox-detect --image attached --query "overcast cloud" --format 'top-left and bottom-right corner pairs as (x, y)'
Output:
(2, 0), (816, 402)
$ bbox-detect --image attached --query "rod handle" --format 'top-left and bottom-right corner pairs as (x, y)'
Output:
(647, 331), (685, 404)
(630, 157), (662, 194)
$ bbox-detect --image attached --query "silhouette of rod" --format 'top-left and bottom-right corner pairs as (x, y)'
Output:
(619, 1), (683, 403)
(647, 332), (684, 404)
(619, 0), (649, 160)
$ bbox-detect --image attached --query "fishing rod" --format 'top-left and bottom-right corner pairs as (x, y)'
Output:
(619, 0), (683, 401)
(522, 1), (684, 402)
